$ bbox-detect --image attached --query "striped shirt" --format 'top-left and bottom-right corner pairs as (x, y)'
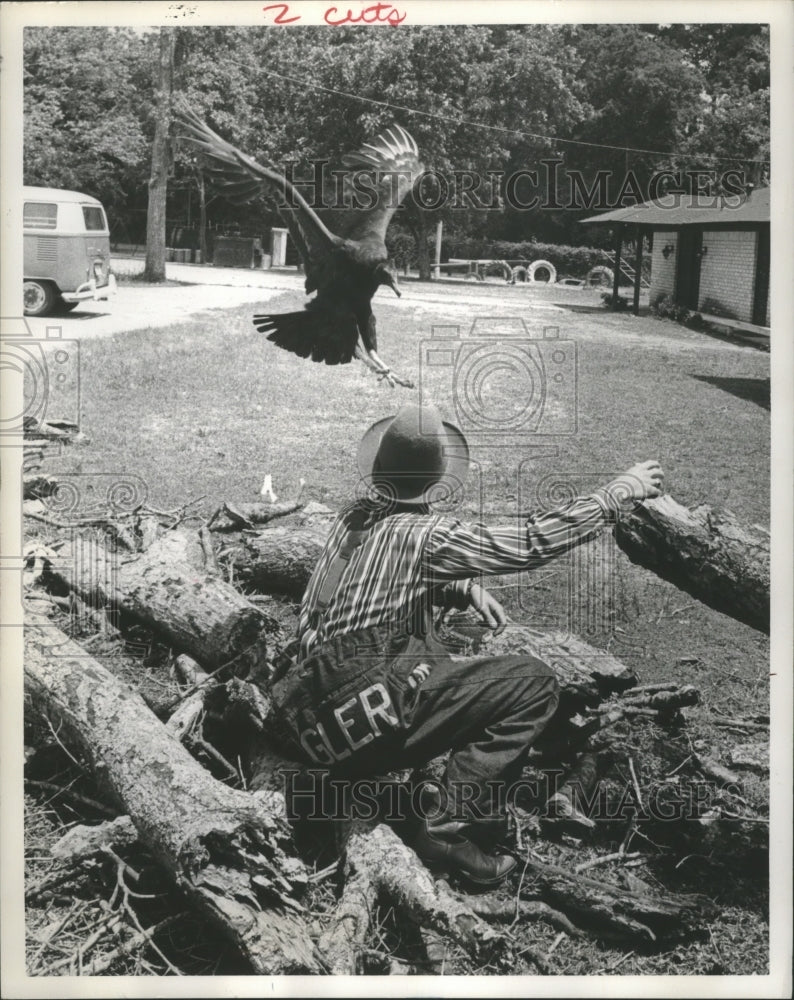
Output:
(297, 488), (623, 659)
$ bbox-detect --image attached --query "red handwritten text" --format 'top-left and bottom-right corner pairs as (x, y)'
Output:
(263, 2), (407, 27)
(262, 3), (301, 24)
(324, 3), (407, 25)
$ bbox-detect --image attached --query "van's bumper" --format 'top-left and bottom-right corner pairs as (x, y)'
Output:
(61, 273), (117, 303)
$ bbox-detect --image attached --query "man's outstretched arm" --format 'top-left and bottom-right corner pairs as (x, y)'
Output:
(425, 460), (664, 582)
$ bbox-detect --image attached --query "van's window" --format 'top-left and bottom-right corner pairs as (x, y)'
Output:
(82, 206), (106, 231)
(24, 202), (58, 230)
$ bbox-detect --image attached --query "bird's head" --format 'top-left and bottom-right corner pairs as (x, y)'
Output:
(376, 262), (401, 298)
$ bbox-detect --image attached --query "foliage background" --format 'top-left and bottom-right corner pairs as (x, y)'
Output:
(23, 23), (770, 257)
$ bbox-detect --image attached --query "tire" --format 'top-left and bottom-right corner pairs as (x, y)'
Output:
(528, 260), (557, 284)
(586, 266), (614, 288)
(23, 280), (57, 317)
(55, 297), (80, 313)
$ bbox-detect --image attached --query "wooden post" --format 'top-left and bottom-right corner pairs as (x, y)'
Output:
(434, 220), (443, 275)
(611, 225), (622, 307)
(633, 226), (643, 315)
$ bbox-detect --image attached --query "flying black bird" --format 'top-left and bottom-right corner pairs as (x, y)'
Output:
(178, 109), (424, 388)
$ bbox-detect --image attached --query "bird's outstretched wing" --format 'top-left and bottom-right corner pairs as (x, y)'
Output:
(253, 299), (359, 366)
(176, 107), (341, 276)
(336, 125), (424, 244)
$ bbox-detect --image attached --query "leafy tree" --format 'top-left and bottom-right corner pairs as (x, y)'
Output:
(655, 24), (769, 96)
(23, 23), (770, 264)
(655, 25), (770, 187)
(23, 27), (152, 218)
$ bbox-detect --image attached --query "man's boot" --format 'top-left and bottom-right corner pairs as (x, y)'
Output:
(412, 815), (517, 891)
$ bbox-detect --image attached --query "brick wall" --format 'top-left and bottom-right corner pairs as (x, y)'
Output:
(697, 229), (758, 323)
(649, 231), (677, 302)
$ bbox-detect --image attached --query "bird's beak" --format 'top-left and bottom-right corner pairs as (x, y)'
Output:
(379, 266), (401, 298)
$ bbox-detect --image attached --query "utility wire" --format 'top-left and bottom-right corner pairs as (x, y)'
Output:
(258, 66), (770, 166)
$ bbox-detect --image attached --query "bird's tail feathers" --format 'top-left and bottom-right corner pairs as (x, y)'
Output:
(253, 311), (354, 366)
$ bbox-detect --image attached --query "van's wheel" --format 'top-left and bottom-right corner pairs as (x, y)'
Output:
(56, 297), (79, 313)
(23, 280), (56, 317)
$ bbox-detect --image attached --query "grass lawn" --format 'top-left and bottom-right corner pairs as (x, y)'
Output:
(30, 283), (771, 976)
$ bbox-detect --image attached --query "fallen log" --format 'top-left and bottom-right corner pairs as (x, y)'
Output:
(52, 816), (139, 863)
(614, 494), (769, 633)
(463, 624), (638, 703)
(44, 528), (271, 674)
(232, 523), (328, 599)
(24, 620), (550, 974)
(518, 856), (717, 943)
(25, 616), (320, 974)
(729, 742), (768, 773)
(318, 821), (509, 975)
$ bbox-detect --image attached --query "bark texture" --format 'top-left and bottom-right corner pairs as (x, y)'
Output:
(25, 617), (319, 974)
(233, 523), (329, 598)
(615, 495), (769, 633)
(47, 529), (270, 673)
(461, 625), (638, 703)
(318, 821), (505, 975)
(519, 856), (717, 943)
(143, 27), (174, 283)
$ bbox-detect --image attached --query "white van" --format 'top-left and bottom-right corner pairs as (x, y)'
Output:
(23, 186), (117, 317)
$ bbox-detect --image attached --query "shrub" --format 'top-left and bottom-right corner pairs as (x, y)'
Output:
(441, 238), (616, 278)
(651, 293), (692, 323)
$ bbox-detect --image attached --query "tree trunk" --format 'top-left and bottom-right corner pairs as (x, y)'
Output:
(404, 199), (433, 280)
(24, 617), (320, 974)
(614, 495), (769, 633)
(196, 166), (207, 263)
(414, 209), (432, 280)
(143, 27), (175, 283)
(46, 529), (270, 674)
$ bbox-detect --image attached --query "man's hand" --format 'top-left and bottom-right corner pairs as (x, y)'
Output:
(468, 582), (508, 634)
(605, 460), (664, 505)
